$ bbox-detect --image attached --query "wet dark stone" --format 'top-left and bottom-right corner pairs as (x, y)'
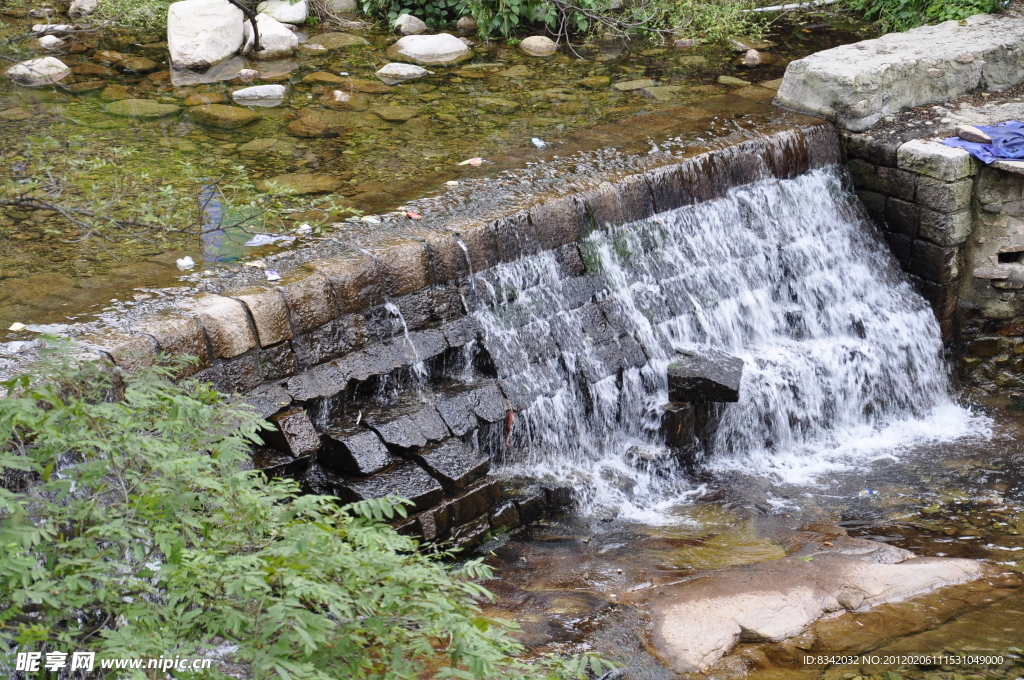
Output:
(259, 341), (299, 381)
(452, 515), (491, 547)
(430, 282), (465, 322)
(844, 133), (898, 167)
(368, 414), (428, 450)
(543, 485), (575, 510)
(514, 488), (547, 524)
(339, 343), (402, 382)
(451, 479), (500, 525)
(560, 275), (604, 310)
(441, 316), (480, 348)
(341, 462), (444, 510)
(193, 362), (227, 392)
(410, 328), (448, 359)
(322, 429), (397, 476)
(251, 446), (311, 479)
(490, 500), (521, 531)
(499, 364), (561, 411)
(244, 383), (293, 417)
(413, 439), (490, 493)
(435, 391), (479, 436)
(883, 232), (914, 266)
(392, 289), (433, 330)
(472, 384), (508, 423)
(885, 198), (920, 238)
(393, 515), (420, 537)
(494, 210), (540, 263)
(662, 402), (697, 449)
(668, 350), (743, 403)
(529, 194), (588, 251)
(856, 190), (886, 225)
(285, 361), (349, 401)
(408, 406), (450, 442)
(910, 239), (960, 284)
(554, 243), (586, 277)
(292, 316), (364, 368)
(221, 352), (262, 393)
(264, 408), (321, 458)
(300, 462), (331, 495)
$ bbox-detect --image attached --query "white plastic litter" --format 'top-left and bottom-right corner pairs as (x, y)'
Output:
(176, 256), (196, 270)
(264, 270), (281, 281)
(295, 223), (313, 235)
(531, 137), (547, 149)
(243, 233), (295, 247)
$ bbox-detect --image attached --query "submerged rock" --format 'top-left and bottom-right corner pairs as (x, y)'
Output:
(393, 13), (427, 35)
(385, 34), (473, 65)
(476, 97), (520, 114)
(314, 32), (368, 49)
(255, 173), (344, 194)
(576, 75), (610, 89)
(231, 83), (287, 106)
(318, 88), (370, 111)
(375, 62), (432, 85)
(372, 104), (418, 121)
(103, 98), (181, 118)
(5, 57), (70, 86)
(244, 14), (298, 60)
(188, 103), (261, 128)
(167, 0), (244, 69)
(256, 0), (309, 24)
(612, 78), (656, 91)
(182, 91), (226, 106)
(285, 110), (350, 137)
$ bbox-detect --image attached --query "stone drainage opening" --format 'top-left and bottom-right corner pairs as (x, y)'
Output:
(998, 250), (1024, 264)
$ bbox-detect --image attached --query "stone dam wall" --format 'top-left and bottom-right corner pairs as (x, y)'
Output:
(61, 114), (839, 545)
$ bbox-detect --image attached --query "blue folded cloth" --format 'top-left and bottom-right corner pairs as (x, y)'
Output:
(942, 120), (1024, 164)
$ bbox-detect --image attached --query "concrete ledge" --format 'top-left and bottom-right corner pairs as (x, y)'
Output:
(776, 13), (1024, 131)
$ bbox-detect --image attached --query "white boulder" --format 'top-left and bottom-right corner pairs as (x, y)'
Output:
(168, 0), (244, 69)
(328, 0), (357, 11)
(394, 13), (427, 35)
(385, 33), (472, 65)
(519, 35), (556, 57)
(68, 0), (98, 18)
(37, 35), (65, 50)
(5, 57), (70, 86)
(255, 0), (309, 24)
(232, 84), (287, 106)
(375, 62), (433, 85)
(244, 13), (299, 60)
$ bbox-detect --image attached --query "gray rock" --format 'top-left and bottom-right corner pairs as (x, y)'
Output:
(68, 0), (97, 18)
(37, 35), (64, 50)
(323, 429), (397, 476)
(367, 414), (428, 450)
(5, 57), (70, 86)
(776, 14), (1024, 131)
(256, 0), (308, 24)
(167, 0), (244, 69)
(244, 14), (298, 60)
(519, 35), (556, 57)
(668, 350), (743, 403)
(457, 16), (477, 32)
(385, 34), (473, 65)
(263, 408), (321, 458)
(613, 78), (656, 92)
(341, 462), (444, 509)
(104, 98), (181, 118)
(315, 32), (368, 49)
(232, 83), (287, 106)
(897, 139), (978, 182)
(375, 62), (433, 85)
(955, 124), (992, 144)
(394, 13), (427, 35)
(413, 439), (490, 493)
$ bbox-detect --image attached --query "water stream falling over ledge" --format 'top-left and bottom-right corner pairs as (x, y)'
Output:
(471, 166), (989, 522)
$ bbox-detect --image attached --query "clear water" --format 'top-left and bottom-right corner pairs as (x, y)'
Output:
(470, 166), (989, 522)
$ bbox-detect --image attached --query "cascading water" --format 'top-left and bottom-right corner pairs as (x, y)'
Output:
(470, 166), (987, 522)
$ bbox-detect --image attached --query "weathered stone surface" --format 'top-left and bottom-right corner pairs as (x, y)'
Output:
(103, 99), (181, 118)
(373, 104), (419, 121)
(232, 84), (287, 105)
(117, 56), (159, 73)
(79, 331), (157, 373)
(264, 407), (321, 458)
(529, 194), (588, 250)
(244, 14), (298, 60)
(915, 175), (973, 213)
(367, 414), (427, 450)
(385, 34), (473, 65)
(258, 342), (299, 380)
(314, 255), (385, 312)
(291, 316), (363, 367)
(955, 123), (992, 144)
(245, 383), (293, 418)
(668, 350), (743, 403)
(315, 32), (369, 49)
(323, 429), (396, 476)
(897, 139), (978, 181)
(375, 62), (432, 85)
(230, 286), (292, 347)
(490, 500), (520, 531)
(513, 488), (547, 524)
(319, 88), (370, 111)
(372, 238), (430, 296)
(278, 271), (336, 334)
(286, 110), (350, 138)
(911, 239), (960, 283)
(188, 104), (261, 129)
(884, 197), (919, 237)
(413, 439), (490, 493)
(285, 361), (349, 401)
(435, 391), (479, 436)
(167, 0), (244, 69)
(134, 313), (210, 371)
(69, 0), (98, 18)
(652, 545), (988, 672)
(256, 0), (309, 24)
(393, 13), (427, 35)
(341, 462), (444, 509)
(613, 78), (656, 92)
(451, 514), (490, 546)
(183, 91), (226, 106)
(5, 57), (70, 86)
(776, 14), (1024, 131)
(919, 207), (972, 246)
(182, 294), (256, 358)
(519, 35), (556, 57)
(450, 479), (500, 525)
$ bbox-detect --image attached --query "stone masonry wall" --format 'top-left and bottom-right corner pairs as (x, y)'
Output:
(44, 117), (840, 546)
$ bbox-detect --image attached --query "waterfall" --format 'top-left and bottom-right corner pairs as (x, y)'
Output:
(469, 167), (986, 521)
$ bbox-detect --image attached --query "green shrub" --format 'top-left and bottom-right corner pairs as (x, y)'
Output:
(0, 343), (611, 679)
(842, 0), (1004, 32)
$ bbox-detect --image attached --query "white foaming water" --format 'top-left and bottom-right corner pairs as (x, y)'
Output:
(471, 167), (988, 522)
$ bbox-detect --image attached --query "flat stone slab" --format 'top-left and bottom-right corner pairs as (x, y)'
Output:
(651, 539), (988, 673)
(668, 349), (743, 403)
(776, 13), (1024, 131)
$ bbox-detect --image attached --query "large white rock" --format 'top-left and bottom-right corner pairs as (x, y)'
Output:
(375, 62), (432, 85)
(255, 0), (309, 24)
(651, 538), (989, 673)
(168, 0), (244, 69)
(5, 57), (70, 86)
(394, 13), (427, 35)
(68, 0), (98, 18)
(37, 35), (65, 50)
(385, 33), (472, 65)
(232, 84), (287, 106)
(243, 13), (299, 60)
(776, 13), (1024, 131)
(519, 35), (556, 57)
